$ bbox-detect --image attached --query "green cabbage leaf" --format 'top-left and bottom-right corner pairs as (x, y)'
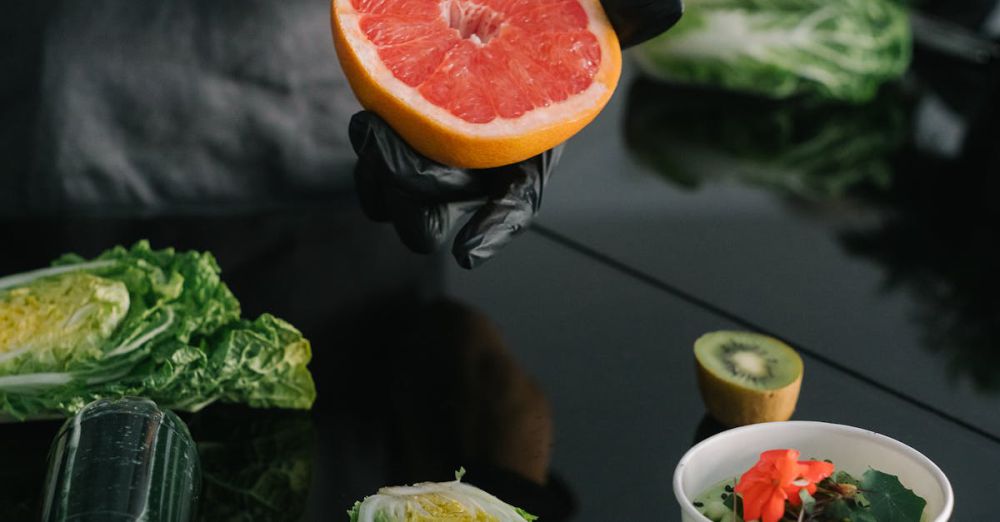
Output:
(0, 241), (315, 420)
(634, 0), (912, 102)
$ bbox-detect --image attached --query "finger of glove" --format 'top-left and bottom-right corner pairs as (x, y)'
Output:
(386, 186), (487, 255)
(452, 148), (560, 269)
(350, 111), (491, 202)
(600, 0), (684, 49)
(386, 190), (450, 255)
(452, 177), (540, 269)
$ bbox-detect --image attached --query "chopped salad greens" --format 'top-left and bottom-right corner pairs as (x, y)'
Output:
(694, 449), (926, 522)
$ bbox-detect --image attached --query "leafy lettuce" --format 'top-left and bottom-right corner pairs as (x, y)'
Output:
(633, 0), (912, 102)
(0, 241), (315, 420)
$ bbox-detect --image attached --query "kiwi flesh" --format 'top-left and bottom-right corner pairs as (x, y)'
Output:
(694, 331), (803, 427)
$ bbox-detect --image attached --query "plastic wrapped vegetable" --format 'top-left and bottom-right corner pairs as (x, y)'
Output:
(42, 398), (201, 522)
(0, 241), (315, 420)
(633, 0), (913, 103)
(348, 471), (538, 522)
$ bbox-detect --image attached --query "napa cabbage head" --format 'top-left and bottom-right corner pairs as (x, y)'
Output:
(347, 471), (538, 522)
(633, 0), (912, 102)
(0, 241), (316, 420)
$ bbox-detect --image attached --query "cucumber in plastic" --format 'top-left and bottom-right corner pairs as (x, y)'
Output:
(42, 397), (201, 522)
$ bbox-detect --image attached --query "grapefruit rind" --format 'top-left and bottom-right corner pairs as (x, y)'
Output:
(331, 0), (622, 168)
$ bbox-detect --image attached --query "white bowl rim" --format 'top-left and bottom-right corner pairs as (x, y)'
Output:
(672, 420), (955, 522)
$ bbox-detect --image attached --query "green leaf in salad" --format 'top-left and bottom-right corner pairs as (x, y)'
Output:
(695, 466), (926, 522)
(823, 499), (879, 522)
(832, 470), (861, 486)
(0, 241), (316, 420)
(633, 0), (913, 103)
(798, 489), (817, 516)
(860, 469), (927, 522)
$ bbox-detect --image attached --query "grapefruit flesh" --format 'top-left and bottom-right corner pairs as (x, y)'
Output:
(332, 0), (622, 168)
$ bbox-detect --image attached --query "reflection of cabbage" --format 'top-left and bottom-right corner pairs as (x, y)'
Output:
(349, 473), (537, 522)
(624, 79), (907, 201)
(189, 407), (315, 522)
(633, 0), (912, 103)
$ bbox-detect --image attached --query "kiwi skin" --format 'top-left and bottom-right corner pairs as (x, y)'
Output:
(694, 332), (803, 427)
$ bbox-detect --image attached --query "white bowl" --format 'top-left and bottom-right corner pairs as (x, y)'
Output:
(673, 421), (954, 522)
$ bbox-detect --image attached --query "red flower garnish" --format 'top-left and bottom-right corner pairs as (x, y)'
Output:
(734, 449), (835, 522)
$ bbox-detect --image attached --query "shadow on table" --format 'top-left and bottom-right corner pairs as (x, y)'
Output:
(311, 297), (576, 521)
(841, 169), (1000, 392)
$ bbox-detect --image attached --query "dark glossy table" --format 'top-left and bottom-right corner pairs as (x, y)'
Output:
(2, 58), (998, 521)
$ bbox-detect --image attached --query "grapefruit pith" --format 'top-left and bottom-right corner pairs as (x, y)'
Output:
(332, 0), (622, 168)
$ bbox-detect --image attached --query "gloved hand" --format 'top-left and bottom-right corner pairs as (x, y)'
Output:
(351, 111), (560, 269)
(603, 0), (685, 49)
(350, 0), (683, 269)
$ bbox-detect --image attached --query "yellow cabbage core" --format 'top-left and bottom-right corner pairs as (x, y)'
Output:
(407, 493), (499, 522)
(0, 273), (130, 363)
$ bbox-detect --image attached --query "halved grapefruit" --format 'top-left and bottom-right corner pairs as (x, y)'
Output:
(332, 0), (622, 168)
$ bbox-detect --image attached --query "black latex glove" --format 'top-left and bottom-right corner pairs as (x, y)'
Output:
(350, 0), (683, 269)
(602, 0), (685, 49)
(350, 112), (560, 269)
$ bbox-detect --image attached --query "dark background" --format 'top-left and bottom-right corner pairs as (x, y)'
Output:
(2, 0), (999, 520)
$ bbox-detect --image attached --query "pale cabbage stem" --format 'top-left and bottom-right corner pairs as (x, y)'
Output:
(84, 367), (132, 385)
(0, 366), (136, 392)
(170, 396), (219, 412)
(0, 309), (174, 391)
(63, 303), (99, 330)
(0, 261), (116, 290)
(0, 345), (33, 365)
(0, 372), (74, 389)
(105, 308), (175, 358)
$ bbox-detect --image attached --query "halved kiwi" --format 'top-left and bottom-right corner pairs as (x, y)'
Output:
(694, 331), (803, 427)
